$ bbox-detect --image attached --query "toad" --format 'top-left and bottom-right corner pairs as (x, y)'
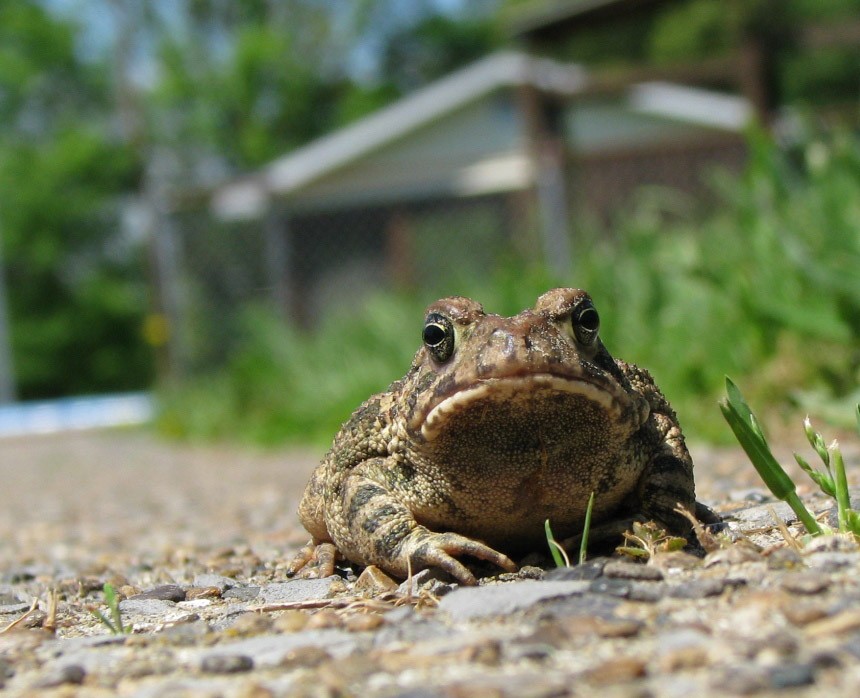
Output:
(289, 288), (718, 585)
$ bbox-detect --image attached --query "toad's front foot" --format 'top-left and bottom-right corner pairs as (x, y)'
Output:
(286, 541), (338, 579)
(398, 528), (517, 586)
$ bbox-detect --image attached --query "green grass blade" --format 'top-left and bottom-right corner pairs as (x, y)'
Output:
(89, 608), (118, 634)
(103, 584), (125, 635)
(720, 400), (795, 499)
(793, 452), (836, 497)
(855, 404), (860, 437)
(720, 399), (823, 535)
(725, 377), (769, 446)
(544, 519), (566, 568)
(831, 445), (851, 532)
(579, 491), (594, 565)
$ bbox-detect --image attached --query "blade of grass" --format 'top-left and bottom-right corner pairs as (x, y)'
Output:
(545, 519), (566, 568)
(579, 491), (594, 565)
(830, 443), (851, 532)
(720, 394), (823, 536)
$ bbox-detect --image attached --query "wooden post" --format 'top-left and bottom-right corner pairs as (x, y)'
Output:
(263, 207), (292, 323)
(515, 82), (572, 278)
(385, 209), (416, 290)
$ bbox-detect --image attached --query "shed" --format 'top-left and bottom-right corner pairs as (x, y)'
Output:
(206, 51), (749, 326)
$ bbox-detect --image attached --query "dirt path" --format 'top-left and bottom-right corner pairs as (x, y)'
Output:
(0, 430), (858, 697)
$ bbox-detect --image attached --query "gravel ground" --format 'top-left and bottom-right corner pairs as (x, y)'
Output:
(1, 430), (859, 697)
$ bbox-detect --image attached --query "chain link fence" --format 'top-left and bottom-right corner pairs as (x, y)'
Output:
(155, 129), (747, 379)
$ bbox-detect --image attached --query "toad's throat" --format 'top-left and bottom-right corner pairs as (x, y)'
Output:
(419, 374), (625, 442)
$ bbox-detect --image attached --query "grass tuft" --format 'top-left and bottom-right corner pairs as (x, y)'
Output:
(722, 377), (860, 538)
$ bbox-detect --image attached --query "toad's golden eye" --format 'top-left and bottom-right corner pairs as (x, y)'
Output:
(423, 313), (455, 362)
(572, 303), (600, 344)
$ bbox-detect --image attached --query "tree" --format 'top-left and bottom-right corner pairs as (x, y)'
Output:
(0, 1), (152, 398)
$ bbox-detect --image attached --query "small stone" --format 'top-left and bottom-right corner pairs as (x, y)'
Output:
(651, 551), (702, 571)
(804, 552), (857, 572)
(763, 547), (803, 569)
(201, 653), (254, 674)
(258, 578), (341, 605)
(119, 598), (177, 616)
(665, 579), (725, 599)
(768, 663), (815, 689)
(659, 646), (709, 672)
(193, 574), (237, 591)
(273, 610), (309, 632)
(704, 545), (762, 567)
(34, 664), (86, 688)
(545, 558), (608, 581)
(804, 608), (860, 638)
(132, 584), (187, 602)
(354, 565), (398, 594)
(223, 586), (260, 602)
(397, 568), (455, 597)
(781, 602), (829, 626)
(780, 572), (830, 595)
(583, 656), (647, 685)
(186, 586), (222, 600)
(343, 613), (384, 632)
(603, 561), (664, 581)
(589, 578), (630, 597)
(0, 602), (30, 615)
(594, 618), (643, 638)
(305, 609), (342, 629)
(279, 645), (331, 669)
(711, 665), (768, 695)
(228, 612), (274, 635)
(438, 581), (588, 620)
(626, 581), (666, 602)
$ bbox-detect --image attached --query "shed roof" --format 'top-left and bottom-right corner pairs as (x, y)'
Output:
(211, 51), (586, 219)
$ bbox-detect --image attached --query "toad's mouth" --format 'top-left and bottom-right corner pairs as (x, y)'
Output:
(417, 374), (636, 442)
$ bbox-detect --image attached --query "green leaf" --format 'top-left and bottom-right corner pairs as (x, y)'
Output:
(579, 491), (595, 565)
(794, 453), (836, 497)
(720, 399), (795, 499)
(544, 519), (566, 568)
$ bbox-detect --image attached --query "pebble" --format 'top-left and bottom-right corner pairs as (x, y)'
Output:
(588, 578), (631, 597)
(223, 586), (260, 601)
(780, 571), (830, 595)
(768, 662), (816, 689)
(438, 581), (589, 620)
(33, 664), (86, 688)
(665, 579), (726, 599)
(200, 653), (254, 674)
(133, 584), (187, 602)
(120, 598), (178, 616)
(193, 574), (239, 591)
(256, 577), (342, 604)
(355, 565), (399, 594)
(603, 561), (664, 581)
(544, 558), (608, 581)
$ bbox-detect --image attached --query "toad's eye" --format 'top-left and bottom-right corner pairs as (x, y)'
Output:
(572, 303), (600, 344)
(423, 313), (455, 362)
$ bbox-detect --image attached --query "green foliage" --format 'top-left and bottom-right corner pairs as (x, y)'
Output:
(0, 1), (153, 398)
(544, 519), (568, 568)
(616, 522), (686, 560)
(89, 584), (129, 635)
(649, 0), (735, 64)
(722, 378), (860, 537)
(380, 14), (502, 92)
(721, 377), (823, 535)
